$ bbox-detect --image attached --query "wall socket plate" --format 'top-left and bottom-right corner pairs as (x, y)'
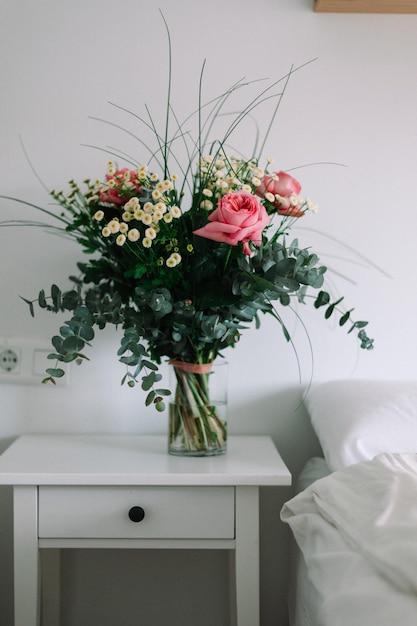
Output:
(0, 347), (21, 373)
(0, 338), (69, 386)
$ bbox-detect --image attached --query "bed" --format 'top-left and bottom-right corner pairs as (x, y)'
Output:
(280, 379), (417, 626)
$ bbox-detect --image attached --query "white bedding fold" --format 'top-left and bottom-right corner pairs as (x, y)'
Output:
(281, 453), (417, 625)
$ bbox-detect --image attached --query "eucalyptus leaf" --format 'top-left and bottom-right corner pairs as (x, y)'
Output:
(141, 371), (157, 391)
(45, 368), (65, 378)
(61, 335), (85, 354)
(38, 290), (47, 308)
(51, 284), (62, 310)
(52, 335), (63, 353)
(314, 290), (330, 309)
(20, 296), (35, 318)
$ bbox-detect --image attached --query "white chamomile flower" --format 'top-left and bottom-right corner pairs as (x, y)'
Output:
(93, 210), (104, 221)
(154, 201), (167, 214)
(163, 213), (173, 223)
(141, 213), (153, 226)
(119, 223), (129, 234)
(151, 189), (162, 201)
(251, 177), (261, 187)
(253, 167), (264, 178)
(142, 237), (152, 248)
(122, 211), (133, 222)
(134, 208), (144, 220)
(116, 234), (126, 246)
(170, 252), (182, 265)
(265, 192), (275, 203)
(170, 206), (181, 218)
(124, 197), (139, 210)
(150, 173), (159, 182)
(306, 198), (319, 213)
(145, 227), (157, 240)
(143, 202), (154, 213)
(102, 226), (111, 237)
(242, 184), (252, 193)
(153, 210), (164, 222)
(128, 228), (140, 242)
(214, 170), (225, 179)
(277, 196), (290, 208)
(108, 219), (120, 234)
(202, 189), (213, 197)
(290, 195), (299, 206)
(200, 200), (213, 211)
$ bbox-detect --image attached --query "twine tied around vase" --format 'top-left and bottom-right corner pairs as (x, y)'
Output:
(169, 360), (213, 375)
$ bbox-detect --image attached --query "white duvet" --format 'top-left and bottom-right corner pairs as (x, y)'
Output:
(281, 453), (417, 626)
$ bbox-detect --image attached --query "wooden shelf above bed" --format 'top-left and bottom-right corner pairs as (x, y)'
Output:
(314, 0), (417, 12)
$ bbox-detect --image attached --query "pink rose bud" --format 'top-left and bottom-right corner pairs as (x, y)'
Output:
(256, 170), (304, 217)
(99, 168), (143, 205)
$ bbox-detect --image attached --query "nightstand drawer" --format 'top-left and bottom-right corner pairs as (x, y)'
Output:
(38, 486), (235, 539)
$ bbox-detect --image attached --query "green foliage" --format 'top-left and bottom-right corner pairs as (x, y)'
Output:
(24, 225), (373, 403)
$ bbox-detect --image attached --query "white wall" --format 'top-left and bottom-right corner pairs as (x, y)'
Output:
(1, 0), (417, 624)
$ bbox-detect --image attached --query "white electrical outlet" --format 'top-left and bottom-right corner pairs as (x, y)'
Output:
(0, 338), (69, 386)
(0, 347), (21, 373)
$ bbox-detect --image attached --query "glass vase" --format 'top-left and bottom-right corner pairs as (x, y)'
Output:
(168, 360), (228, 456)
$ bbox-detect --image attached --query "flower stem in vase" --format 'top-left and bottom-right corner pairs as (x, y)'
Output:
(169, 361), (228, 456)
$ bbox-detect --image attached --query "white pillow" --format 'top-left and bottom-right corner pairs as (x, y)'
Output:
(304, 380), (417, 471)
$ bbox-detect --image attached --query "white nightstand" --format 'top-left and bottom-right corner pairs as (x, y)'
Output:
(0, 434), (291, 626)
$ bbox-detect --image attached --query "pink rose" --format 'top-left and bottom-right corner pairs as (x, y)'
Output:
(256, 170), (304, 218)
(99, 168), (143, 205)
(193, 191), (269, 255)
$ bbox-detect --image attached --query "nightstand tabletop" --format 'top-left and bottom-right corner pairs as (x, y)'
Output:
(0, 434), (291, 486)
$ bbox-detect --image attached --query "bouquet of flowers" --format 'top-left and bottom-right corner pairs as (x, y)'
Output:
(0, 24), (373, 454)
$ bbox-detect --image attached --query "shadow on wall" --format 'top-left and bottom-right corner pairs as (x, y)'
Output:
(229, 385), (322, 626)
(230, 385), (323, 479)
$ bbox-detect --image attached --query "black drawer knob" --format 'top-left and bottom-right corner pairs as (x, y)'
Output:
(128, 506), (145, 523)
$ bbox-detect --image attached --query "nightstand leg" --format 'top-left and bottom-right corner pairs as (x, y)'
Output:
(234, 486), (260, 626)
(41, 549), (61, 626)
(13, 486), (40, 626)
